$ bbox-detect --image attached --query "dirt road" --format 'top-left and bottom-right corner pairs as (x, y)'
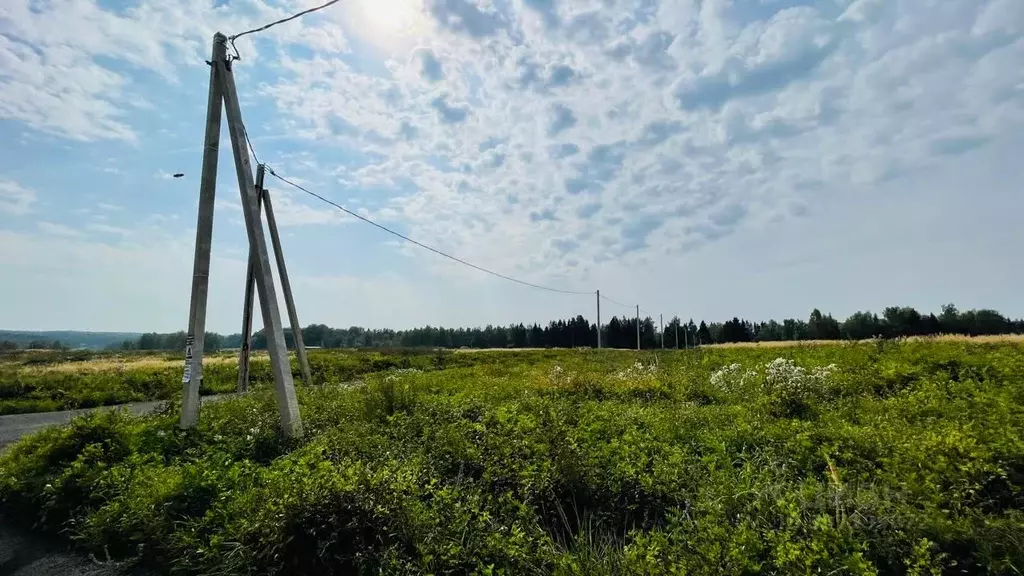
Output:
(0, 396), (229, 451)
(0, 521), (146, 576)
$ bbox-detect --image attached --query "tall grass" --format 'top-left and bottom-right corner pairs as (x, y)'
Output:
(0, 348), (482, 415)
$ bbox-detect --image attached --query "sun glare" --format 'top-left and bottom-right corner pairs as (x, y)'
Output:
(344, 0), (430, 52)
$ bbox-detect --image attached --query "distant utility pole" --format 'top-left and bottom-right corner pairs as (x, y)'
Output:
(596, 290), (601, 350)
(636, 305), (640, 351)
(684, 321), (689, 350)
(660, 314), (664, 349)
(675, 321), (679, 349)
(182, 32), (303, 438)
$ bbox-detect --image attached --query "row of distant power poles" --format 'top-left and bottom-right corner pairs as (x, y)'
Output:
(594, 290), (692, 351)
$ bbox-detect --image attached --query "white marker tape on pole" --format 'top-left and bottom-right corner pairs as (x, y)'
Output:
(182, 334), (195, 383)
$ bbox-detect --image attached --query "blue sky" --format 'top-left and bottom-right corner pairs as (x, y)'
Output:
(1, 0), (1022, 333)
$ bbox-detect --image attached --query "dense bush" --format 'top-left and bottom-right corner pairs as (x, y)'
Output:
(1, 342), (1022, 574)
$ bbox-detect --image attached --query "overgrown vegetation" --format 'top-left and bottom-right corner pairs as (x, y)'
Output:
(2, 342), (1023, 574)
(0, 348), (478, 415)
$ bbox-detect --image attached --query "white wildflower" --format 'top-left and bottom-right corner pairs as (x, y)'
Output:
(709, 363), (753, 391)
(614, 361), (657, 380)
(812, 363), (839, 380)
(548, 365), (567, 384)
(391, 368), (422, 375)
(710, 363), (741, 388)
(763, 357), (839, 401)
(384, 367), (423, 384)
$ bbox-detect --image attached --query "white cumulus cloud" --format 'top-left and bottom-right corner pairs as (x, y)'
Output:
(0, 179), (36, 215)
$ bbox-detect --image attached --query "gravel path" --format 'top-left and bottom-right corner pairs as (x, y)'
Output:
(0, 395), (231, 451)
(0, 521), (151, 576)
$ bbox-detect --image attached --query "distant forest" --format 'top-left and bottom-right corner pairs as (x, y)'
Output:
(2, 304), (1020, 352)
(0, 330), (141, 351)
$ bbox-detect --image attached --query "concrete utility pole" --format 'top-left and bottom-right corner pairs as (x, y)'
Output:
(217, 39), (303, 438)
(636, 305), (640, 351)
(263, 185), (313, 386)
(181, 35), (226, 430)
(596, 290), (601, 349)
(182, 33), (303, 436)
(675, 321), (679, 349)
(237, 168), (314, 392)
(237, 165), (264, 393)
(660, 314), (664, 349)
(684, 321), (689, 350)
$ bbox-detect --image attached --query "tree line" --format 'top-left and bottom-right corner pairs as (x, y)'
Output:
(61, 303), (1017, 353)
(2, 304), (1018, 352)
(0, 339), (70, 351)
(0, 330), (141, 351)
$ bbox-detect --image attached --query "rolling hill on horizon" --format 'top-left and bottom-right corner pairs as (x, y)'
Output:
(0, 330), (141, 350)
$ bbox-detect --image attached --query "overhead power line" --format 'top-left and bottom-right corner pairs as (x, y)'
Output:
(600, 293), (633, 309)
(228, 0), (345, 58)
(267, 168), (593, 295)
(243, 125), (260, 166)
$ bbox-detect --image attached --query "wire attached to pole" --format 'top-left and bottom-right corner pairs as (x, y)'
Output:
(232, 82), (647, 305)
(600, 293), (633, 309)
(267, 168), (593, 296)
(227, 0), (345, 59)
(244, 126), (260, 166)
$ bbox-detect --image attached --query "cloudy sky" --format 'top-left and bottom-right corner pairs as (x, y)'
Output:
(0, 0), (1022, 334)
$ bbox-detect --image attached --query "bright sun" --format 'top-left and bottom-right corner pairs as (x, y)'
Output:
(345, 0), (430, 52)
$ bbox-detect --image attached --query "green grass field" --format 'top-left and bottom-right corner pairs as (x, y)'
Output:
(2, 342), (1023, 574)
(0, 347), (477, 415)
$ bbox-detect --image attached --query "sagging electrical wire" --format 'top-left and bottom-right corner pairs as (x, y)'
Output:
(267, 168), (594, 296)
(600, 293), (634, 309)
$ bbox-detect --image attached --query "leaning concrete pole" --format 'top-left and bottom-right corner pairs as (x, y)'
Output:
(217, 34), (303, 437)
(180, 34), (225, 430)
(263, 184), (314, 385)
(236, 165), (265, 394)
